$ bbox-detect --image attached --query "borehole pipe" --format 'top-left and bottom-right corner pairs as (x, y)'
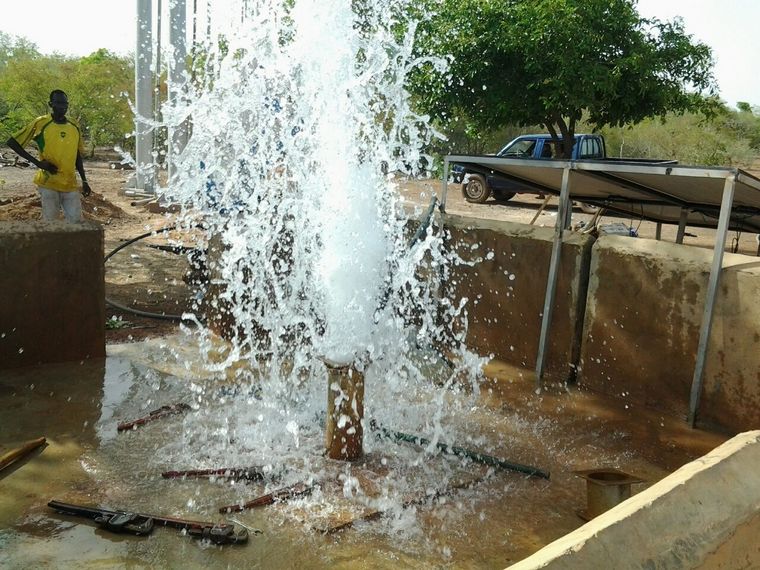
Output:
(323, 359), (365, 461)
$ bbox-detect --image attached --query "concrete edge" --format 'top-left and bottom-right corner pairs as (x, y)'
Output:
(508, 430), (760, 569)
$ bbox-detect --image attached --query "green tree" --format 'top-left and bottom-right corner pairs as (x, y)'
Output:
(0, 32), (39, 72)
(601, 112), (756, 167)
(727, 103), (760, 150)
(69, 49), (134, 156)
(0, 55), (71, 141)
(0, 37), (134, 154)
(411, 0), (718, 158)
(737, 102), (753, 113)
(0, 32), (43, 141)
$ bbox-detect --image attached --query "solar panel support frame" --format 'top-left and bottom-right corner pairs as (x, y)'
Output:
(535, 166), (573, 387)
(688, 175), (736, 427)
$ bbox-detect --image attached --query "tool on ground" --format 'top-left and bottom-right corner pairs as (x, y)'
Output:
(530, 194), (554, 225)
(0, 151), (31, 168)
(219, 481), (314, 513)
(371, 420), (550, 479)
(0, 437), (47, 474)
(162, 466), (265, 482)
(117, 403), (192, 431)
(48, 500), (248, 545)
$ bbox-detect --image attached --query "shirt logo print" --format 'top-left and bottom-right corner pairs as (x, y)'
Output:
(60, 132), (66, 138)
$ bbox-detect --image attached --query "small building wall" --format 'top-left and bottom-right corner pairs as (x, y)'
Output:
(0, 221), (105, 369)
(579, 236), (760, 432)
(443, 215), (595, 383)
(702, 257), (760, 432)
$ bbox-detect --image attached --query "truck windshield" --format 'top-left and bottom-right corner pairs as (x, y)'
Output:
(498, 139), (536, 158)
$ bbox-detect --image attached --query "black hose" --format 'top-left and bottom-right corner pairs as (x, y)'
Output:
(407, 194), (439, 248)
(106, 195), (440, 323)
(104, 225), (193, 322)
(371, 420), (550, 479)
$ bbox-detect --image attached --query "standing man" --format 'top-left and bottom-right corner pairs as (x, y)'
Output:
(5, 90), (92, 223)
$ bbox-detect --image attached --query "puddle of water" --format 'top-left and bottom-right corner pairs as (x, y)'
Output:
(0, 339), (728, 569)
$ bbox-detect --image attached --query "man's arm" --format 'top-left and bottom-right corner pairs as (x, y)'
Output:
(76, 151), (91, 197)
(5, 137), (58, 173)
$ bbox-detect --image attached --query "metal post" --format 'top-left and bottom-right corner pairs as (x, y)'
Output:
(134, 0), (155, 194)
(676, 209), (688, 244)
(168, 0), (188, 183)
(153, 0), (162, 164)
(192, 0), (197, 45)
(687, 175), (735, 427)
(440, 157), (450, 213)
(655, 222), (662, 241)
(535, 166), (572, 387)
(206, 0), (212, 39)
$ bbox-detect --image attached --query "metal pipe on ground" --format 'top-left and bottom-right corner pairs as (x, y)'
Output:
(372, 421), (549, 479)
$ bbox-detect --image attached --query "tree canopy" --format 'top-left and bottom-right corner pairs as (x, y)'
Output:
(0, 35), (134, 155)
(411, 0), (719, 157)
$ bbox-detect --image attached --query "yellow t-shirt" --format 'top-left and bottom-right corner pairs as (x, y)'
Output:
(12, 115), (85, 192)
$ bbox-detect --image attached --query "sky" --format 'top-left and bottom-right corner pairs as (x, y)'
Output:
(0, 0), (758, 109)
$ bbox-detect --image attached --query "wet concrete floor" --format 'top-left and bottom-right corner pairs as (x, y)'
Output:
(0, 338), (728, 569)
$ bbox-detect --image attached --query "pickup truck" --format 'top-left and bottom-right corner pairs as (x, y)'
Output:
(453, 133), (674, 204)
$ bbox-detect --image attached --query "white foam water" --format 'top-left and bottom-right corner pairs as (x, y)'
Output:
(146, 0), (491, 540)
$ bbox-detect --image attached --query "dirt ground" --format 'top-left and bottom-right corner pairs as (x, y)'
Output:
(2, 159), (759, 345)
(0, 160), (192, 343)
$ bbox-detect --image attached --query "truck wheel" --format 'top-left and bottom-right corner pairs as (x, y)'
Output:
(493, 189), (516, 202)
(579, 202), (599, 214)
(462, 174), (490, 203)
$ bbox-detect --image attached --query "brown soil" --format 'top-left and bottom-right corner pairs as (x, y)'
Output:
(0, 160), (193, 343)
(0, 190), (127, 223)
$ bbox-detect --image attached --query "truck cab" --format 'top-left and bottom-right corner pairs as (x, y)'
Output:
(456, 134), (605, 203)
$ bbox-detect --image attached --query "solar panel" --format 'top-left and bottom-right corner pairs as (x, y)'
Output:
(445, 156), (760, 233)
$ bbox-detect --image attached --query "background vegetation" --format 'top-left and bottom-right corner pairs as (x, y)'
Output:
(2, 2), (759, 170)
(428, 106), (760, 169)
(411, 0), (760, 168)
(0, 32), (134, 157)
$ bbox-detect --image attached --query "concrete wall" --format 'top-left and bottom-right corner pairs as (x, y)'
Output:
(509, 430), (760, 570)
(442, 214), (760, 432)
(444, 215), (595, 383)
(579, 236), (760, 432)
(701, 254), (760, 432)
(0, 221), (105, 369)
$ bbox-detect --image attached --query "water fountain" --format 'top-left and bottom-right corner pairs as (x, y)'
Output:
(148, 0), (493, 536)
